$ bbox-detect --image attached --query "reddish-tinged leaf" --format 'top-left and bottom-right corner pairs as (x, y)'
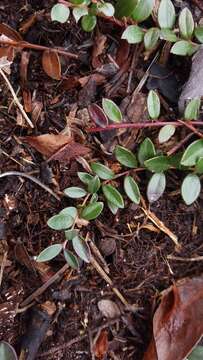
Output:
(22, 134), (72, 157)
(88, 104), (108, 128)
(0, 23), (23, 41)
(42, 50), (61, 80)
(93, 330), (109, 359)
(144, 276), (203, 360)
(48, 142), (90, 164)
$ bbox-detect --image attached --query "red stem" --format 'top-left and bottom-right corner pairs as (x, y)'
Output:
(87, 121), (203, 133)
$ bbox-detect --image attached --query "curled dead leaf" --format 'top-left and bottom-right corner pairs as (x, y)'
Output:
(42, 50), (61, 80)
(0, 23), (23, 41)
(144, 276), (203, 360)
(98, 299), (121, 319)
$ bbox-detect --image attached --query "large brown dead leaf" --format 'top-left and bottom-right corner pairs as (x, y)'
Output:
(42, 50), (61, 80)
(48, 141), (90, 163)
(144, 276), (203, 360)
(22, 134), (90, 163)
(22, 134), (71, 157)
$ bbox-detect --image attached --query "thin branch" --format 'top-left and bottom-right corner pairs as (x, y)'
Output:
(0, 171), (60, 201)
(87, 121), (203, 133)
(0, 68), (34, 128)
(178, 119), (203, 138)
(0, 39), (78, 59)
(20, 264), (69, 307)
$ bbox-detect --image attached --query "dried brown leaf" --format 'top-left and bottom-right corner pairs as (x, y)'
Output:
(144, 276), (203, 360)
(0, 23), (23, 41)
(42, 50), (61, 80)
(23, 89), (32, 113)
(48, 141), (90, 164)
(92, 33), (107, 69)
(19, 12), (39, 34)
(31, 100), (43, 124)
(22, 134), (72, 157)
(93, 330), (109, 360)
(20, 51), (30, 85)
(116, 40), (130, 67)
(0, 46), (14, 61)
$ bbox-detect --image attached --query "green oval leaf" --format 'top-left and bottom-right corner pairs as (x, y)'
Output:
(171, 40), (199, 56)
(158, 0), (175, 29)
(184, 98), (201, 120)
(188, 346), (203, 360)
(51, 4), (70, 23)
(47, 214), (74, 230)
(107, 201), (118, 215)
(102, 98), (122, 122)
(158, 124), (176, 143)
(90, 193), (99, 203)
(195, 26), (203, 44)
(147, 172), (166, 202)
(0, 341), (18, 360)
(87, 175), (101, 193)
(98, 2), (115, 17)
(70, 0), (87, 4)
(65, 229), (79, 241)
(77, 172), (93, 185)
(60, 207), (77, 219)
(195, 157), (203, 174)
(138, 137), (156, 165)
(181, 174), (201, 205)
(102, 185), (124, 208)
(121, 25), (144, 44)
(115, 0), (138, 18)
(81, 201), (104, 220)
(72, 236), (90, 263)
(73, 7), (88, 23)
(132, 0), (154, 23)
(63, 250), (79, 269)
(144, 27), (160, 50)
(36, 244), (62, 262)
(181, 139), (203, 166)
(81, 14), (97, 32)
(115, 145), (137, 168)
(179, 7), (194, 40)
(91, 162), (114, 180)
(147, 90), (160, 119)
(64, 187), (87, 198)
(144, 155), (170, 172)
(160, 29), (177, 42)
(124, 176), (140, 204)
